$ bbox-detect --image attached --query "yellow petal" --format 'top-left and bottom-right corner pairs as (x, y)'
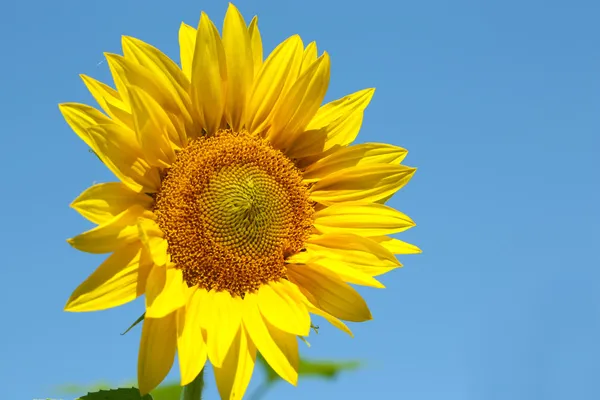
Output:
(105, 53), (161, 106)
(306, 305), (353, 337)
(313, 201), (415, 236)
(71, 182), (153, 225)
(273, 40), (304, 114)
(191, 12), (227, 134)
(177, 287), (208, 385)
(145, 265), (186, 318)
(193, 289), (211, 330)
(214, 326), (257, 400)
(59, 102), (161, 192)
(276, 279), (354, 336)
(374, 192), (394, 205)
(370, 236), (422, 254)
(248, 16), (263, 77)
(179, 23), (197, 80)
(242, 293), (299, 385)
(90, 123), (162, 193)
(300, 233), (400, 276)
(122, 36), (194, 142)
(286, 263), (372, 322)
(302, 142), (408, 181)
(65, 243), (152, 312)
(138, 312), (177, 395)
(80, 74), (134, 129)
(308, 260), (385, 288)
(137, 218), (169, 266)
(265, 321), (299, 383)
(129, 86), (177, 167)
(307, 88), (374, 132)
(300, 42), (318, 75)
(106, 52), (186, 114)
(122, 36), (190, 93)
(257, 281), (311, 336)
(245, 35), (303, 135)
(58, 102), (122, 150)
(310, 164), (417, 205)
(67, 205), (148, 254)
(199, 290), (243, 368)
(269, 52), (331, 150)
(223, 3), (253, 131)
(286, 88), (374, 159)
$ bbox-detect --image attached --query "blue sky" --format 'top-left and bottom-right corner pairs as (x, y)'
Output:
(2, 0), (599, 399)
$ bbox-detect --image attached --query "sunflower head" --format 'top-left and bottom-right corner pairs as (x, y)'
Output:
(154, 129), (314, 296)
(61, 4), (419, 399)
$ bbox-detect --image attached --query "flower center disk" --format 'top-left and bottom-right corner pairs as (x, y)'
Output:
(154, 130), (313, 297)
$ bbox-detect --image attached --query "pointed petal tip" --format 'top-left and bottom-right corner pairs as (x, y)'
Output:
(63, 301), (75, 312)
(283, 34), (302, 47)
(137, 381), (152, 397)
(314, 51), (331, 69)
(409, 166), (417, 173)
(210, 357), (224, 369)
(63, 295), (84, 312)
(121, 35), (139, 49)
(103, 52), (123, 64)
(286, 370), (299, 386)
(63, 302), (87, 313)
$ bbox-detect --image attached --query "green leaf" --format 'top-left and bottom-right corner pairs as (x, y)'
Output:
(150, 383), (181, 400)
(58, 381), (181, 400)
(298, 358), (361, 378)
(57, 383), (113, 395)
(257, 353), (361, 383)
(77, 387), (153, 400)
(121, 313), (145, 335)
(251, 354), (361, 399)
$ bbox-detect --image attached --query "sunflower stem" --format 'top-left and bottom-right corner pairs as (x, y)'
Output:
(180, 368), (205, 400)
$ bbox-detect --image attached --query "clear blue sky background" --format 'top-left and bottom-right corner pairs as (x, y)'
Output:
(1, 0), (599, 399)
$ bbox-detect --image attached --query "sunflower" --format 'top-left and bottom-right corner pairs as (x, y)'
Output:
(61, 4), (419, 399)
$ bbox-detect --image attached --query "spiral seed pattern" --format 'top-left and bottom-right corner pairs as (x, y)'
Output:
(154, 130), (314, 297)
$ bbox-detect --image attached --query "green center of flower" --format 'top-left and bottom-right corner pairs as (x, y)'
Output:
(204, 164), (295, 255)
(154, 130), (314, 297)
